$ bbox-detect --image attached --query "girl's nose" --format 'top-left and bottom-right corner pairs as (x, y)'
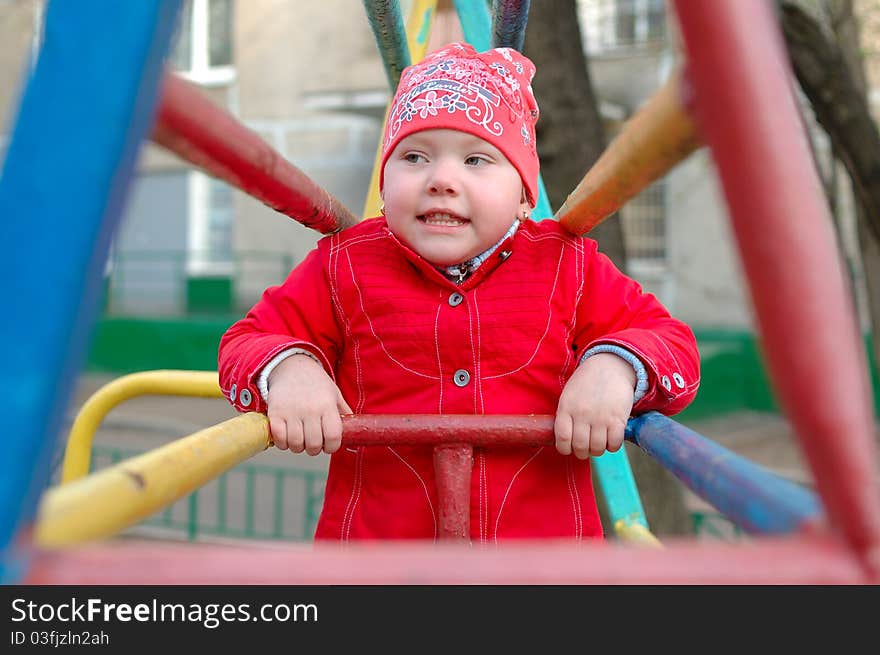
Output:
(427, 161), (458, 195)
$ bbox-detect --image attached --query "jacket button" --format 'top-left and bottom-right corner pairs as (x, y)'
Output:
(448, 292), (464, 307)
(239, 388), (253, 407)
(230, 383), (237, 402)
(661, 375), (672, 391)
(453, 369), (471, 387)
(673, 372), (685, 388)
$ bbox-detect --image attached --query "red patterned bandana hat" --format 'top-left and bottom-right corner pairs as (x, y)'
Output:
(380, 42), (540, 206)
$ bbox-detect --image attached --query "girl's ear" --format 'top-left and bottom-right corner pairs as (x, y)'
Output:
(518, 186), (532, 221)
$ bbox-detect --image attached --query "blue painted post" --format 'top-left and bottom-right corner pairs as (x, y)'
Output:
(453, 0), (492, 50)
(626, 412), (822, 534)
(452, 0), (553, 220)
(362, 0), (411, 89)
(454, 1), (645, 525)
(490, 0), (531, 52)
(592, 449), (650, 530)
(0, 0), (182, 583)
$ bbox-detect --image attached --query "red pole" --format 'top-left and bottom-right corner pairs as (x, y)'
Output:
(151, 73), (358, 234)
(341, 414), (555, 447)
(433, 445), (473, 540)
(673, 0), (880, 575)
(25, 535), (870, 584)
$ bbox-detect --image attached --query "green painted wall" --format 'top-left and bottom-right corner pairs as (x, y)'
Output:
(85, 318), (880, 418)
(87, 316), (237, 373)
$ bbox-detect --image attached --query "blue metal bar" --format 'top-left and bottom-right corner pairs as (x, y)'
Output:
(626, 412), (823, 534)
(532, 178), (553, 221)
(490, 0), (531, 51)
(452, 0), (552, 219)
(453, 0), (492, 50)
(592, 448), (650, 529)
(0, 0), (181, 583)
(362, 0), (411, 89)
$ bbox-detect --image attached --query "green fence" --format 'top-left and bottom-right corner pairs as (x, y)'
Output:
(91, 445), (325, 542)
(89, 445), (742, 543)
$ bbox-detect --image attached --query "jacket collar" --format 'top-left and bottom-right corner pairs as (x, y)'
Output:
(382, 219), (519, 290)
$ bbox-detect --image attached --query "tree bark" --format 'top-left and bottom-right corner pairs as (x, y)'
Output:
(522, 0), (626, 263)
(779, 2), (880, 244)
(779, 1), (880, 385)
(523, 0), (692, 536)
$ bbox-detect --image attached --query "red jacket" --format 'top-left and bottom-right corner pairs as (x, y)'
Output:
(219, 217), (700, 541)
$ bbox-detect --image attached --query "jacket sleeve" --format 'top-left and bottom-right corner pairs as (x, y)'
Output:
(572, 240), (700, 416)
(218, 239), (343, 414)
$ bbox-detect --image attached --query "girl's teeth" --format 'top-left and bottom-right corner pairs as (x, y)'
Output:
(424, 213), (464, 226)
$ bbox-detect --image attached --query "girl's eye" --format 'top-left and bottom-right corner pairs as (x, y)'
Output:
(404, 153), (426, 163)
(465, 155), (488, 166)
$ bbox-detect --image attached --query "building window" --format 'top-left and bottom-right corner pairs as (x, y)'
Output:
(621, 179), (666, 266)
(188, 172), (235, 276)
(579, 0), (667, 54)
(170, 0), (234, 85)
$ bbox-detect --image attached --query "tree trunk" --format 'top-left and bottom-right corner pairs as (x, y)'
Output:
(522, 0), (626, 263)
(779, 0), (880, 395)
(523, 0), (692, 536)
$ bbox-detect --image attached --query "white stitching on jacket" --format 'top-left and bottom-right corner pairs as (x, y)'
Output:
(565, 459), (583, 540)
(433, 304), (443, 413)
(341, 447), (364, 542)
(482, 243), (564, 380)
(348, 257), (441, 380)
(388, 447), (439, 541)
(493, 447), (544, 542)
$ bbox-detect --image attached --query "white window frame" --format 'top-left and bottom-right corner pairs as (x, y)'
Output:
(187, 172), (235, 276)
(579, 0), (665, 55)
(175, 0), (236, 87)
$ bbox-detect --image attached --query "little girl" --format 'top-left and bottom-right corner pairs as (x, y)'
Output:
(219, 43), (700, 541)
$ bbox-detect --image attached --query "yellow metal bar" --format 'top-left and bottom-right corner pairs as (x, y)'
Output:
(362, 0), (439, 218)
(62, 370), (224, 484)
(36, 412), (270, 548)
(556, 71), (702, 236)
(614, 519), (664, 548)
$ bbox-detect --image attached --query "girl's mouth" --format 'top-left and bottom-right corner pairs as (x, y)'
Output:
(418, 212), (469, 227)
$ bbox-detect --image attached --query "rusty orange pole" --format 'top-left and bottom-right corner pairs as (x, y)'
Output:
(556, 70), (701, 236)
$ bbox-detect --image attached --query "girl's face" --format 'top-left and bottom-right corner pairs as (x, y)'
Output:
(382, 129), (530, 267)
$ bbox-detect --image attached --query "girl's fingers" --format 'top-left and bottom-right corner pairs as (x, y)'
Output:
(336, 389), (353, 415)
(302, 415), (324, 456)
(554, 414), (573, 456)
(571, 422), (591, 460)
(589, 425), (608, 457)
(607, 422), (625, 453)
(322, 411), (343, 454)
(288, 419), (306, 453)
(269, 416), (288, 451)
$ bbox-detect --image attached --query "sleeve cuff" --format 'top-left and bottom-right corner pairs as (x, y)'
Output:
(580, 344), (649, 403)
(257, 348), (321, 401)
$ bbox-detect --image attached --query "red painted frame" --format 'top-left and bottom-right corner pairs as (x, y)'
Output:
(28, 0), (880, 584)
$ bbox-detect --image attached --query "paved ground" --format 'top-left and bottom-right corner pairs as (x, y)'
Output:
(54, 373), (880, 542)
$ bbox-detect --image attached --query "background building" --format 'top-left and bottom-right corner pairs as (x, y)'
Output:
(2, 0), (879, 400)
(4, 0), (879, 544)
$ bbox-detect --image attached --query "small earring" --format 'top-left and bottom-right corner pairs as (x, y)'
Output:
(522, 209), (530, 220)
(379, 204), (386, 216)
